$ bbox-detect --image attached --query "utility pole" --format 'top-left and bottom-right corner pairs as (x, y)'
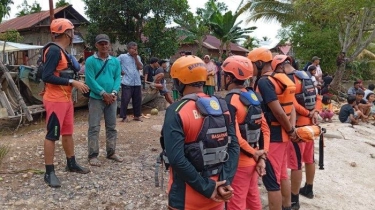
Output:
(49, 0), (55, 41)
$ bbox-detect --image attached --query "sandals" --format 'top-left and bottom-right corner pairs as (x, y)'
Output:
(88, 157), (101, 167)
(120, 118), (130, 123)
(120, 117), (142, 122)
(107, 154), (123, 162)
(132, 117), (143, 122)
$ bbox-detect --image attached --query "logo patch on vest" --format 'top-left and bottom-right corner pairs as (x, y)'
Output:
(210, 100), (220, 110)
(251, 93), (258, 101)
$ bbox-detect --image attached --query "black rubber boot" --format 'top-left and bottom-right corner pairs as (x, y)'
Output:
(44, 171), (61, 188)
(300, 182), (314, 199)
(66, 156), (90, 174)
(291, 193), (300, 210)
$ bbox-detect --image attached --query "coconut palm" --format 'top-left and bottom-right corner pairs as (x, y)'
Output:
(239, 0), (296, 25)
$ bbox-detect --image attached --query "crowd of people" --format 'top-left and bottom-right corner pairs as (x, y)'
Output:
(40, 17), (374, 210)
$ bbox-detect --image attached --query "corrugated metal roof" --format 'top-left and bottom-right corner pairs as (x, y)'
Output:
(203, 35), (248, 52)
(0, 5), (70, 33)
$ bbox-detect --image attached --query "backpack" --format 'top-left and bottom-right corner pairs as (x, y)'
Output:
(160, 93), (231, 178)
(226, 88), (263, 148)
(36, 42), (75, 81)
(294, 70), (317, 110)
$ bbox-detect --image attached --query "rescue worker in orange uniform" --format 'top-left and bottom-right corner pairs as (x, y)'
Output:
(271, 55), (321, 210)
(223, 55), (270, 210)
(248, 47), (297, 210)
(42, 18), (90, 187)
(162, 55), (240, 210)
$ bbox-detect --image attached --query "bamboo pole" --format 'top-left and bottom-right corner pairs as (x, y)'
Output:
(0, 61), (33, 121)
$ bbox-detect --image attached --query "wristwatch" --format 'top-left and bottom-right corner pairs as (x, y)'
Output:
(111, 92), (117, 96)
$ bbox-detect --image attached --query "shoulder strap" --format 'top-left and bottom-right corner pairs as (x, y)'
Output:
(294, 70), (310, 80)
(181, 93), (199, 101)
(95, 59), (109, 79)
(227, 89), (242, 95)
(42, 42), (71, 65)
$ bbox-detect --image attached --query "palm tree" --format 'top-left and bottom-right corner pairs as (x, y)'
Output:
(239, 0), (296, 25)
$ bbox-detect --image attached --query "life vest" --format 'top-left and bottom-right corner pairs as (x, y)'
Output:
(38, 42), (75, 80)
(293, 71), (317, 110)
(227, 88), (262, 148)
(295, 125), (323, 142)
(161, 93), (231, 177)
(263, 72), (296, 125)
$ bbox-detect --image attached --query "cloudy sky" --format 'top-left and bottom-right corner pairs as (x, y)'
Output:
(7, 0), (281, 40)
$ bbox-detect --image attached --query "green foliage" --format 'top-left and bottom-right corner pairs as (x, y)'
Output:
(16, 0), (41, 17)
(0, 0), (13, 22)
(0, 29), (23, 42)
(242, 36), (259, 49)
(84, 0), (189, 58)
(240, 0), (296, 25)
(345, 60), (375, 81)
(142, 18), (179, 59)
(209, 5), (256, 57)
(278, 22), (340, 73)
(55, 0), (70, 8)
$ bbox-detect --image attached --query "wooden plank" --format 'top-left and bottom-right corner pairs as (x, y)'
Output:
(0, 90), (15, 116)
(0, 62), (33, 121)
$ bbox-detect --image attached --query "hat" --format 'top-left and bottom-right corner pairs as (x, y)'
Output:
(311, 56), (321, 61)
(95, 34), (110, 43)
(204, 55), (210, 59)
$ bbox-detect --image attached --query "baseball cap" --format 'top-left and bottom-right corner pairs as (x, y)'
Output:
(204, 55), (210, 59)
(95, 34), (110, 43)
(311, 56), (321, 61)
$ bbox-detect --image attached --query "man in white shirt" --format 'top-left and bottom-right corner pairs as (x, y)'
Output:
(309, 56), (323, 84)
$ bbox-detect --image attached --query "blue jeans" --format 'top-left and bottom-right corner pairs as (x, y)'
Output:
(88, 98), (118, 159)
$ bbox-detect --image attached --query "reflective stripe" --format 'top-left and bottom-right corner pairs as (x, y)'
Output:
(203, 145), (227, 154)
(163, 155), (169, 164)
(206, 127), (227, 134)
(250, 114), (262, 119)
(203, 149), (228, 165)
(246, 128), (261, 143)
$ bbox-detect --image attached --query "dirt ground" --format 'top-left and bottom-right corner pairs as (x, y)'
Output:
(0, 95), (374, 210)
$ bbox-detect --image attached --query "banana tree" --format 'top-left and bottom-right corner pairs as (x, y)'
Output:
(209, 2), (256, 58)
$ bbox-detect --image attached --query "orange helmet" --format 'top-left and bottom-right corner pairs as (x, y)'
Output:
(221, 55), (253, 80)
(50, 18), (74, 34)
(171, 55), (207, 84)
(247, 47), (272, 62)
(271, 55), (292, 70)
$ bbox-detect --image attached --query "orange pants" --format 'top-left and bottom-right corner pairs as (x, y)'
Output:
(227, 165), (262, 210)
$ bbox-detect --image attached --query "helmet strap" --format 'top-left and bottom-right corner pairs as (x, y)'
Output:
(64, 31), (73, 46)
(173, 79), (185, 95)
(253, 61), (264, 90)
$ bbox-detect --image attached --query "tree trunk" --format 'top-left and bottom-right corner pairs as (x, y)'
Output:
(219, 42), (224, 60)
(330, 63), (346, 93)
